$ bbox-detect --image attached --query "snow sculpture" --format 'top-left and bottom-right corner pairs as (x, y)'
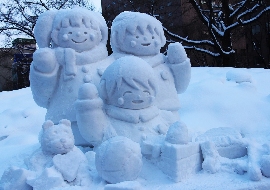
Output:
(158, 122), (202, 182)
(30, 7), (109, 145)
(0, 119), (91, 189)
(95, 136), (142, 184)
(196, 127), (247, 159)
(75, 56), (178, 146)
(109, 11), (191, 119)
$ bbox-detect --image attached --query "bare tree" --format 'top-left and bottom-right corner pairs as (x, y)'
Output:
(167, 0), (270, 67)
(0, 0), (96, 46)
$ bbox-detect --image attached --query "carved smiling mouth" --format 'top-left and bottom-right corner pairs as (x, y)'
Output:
(141, 43), (151, 46)
(132, 100), (144, 104)
(72, 39), (87, 43)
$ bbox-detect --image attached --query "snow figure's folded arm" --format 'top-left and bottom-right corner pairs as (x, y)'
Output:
(75, 83), (114, 146)
(30, 48), (60, 108)
(166, 42), (191, 94)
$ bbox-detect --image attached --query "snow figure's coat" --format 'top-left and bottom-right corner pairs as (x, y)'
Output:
(76, 56), (177, 146)
(30, 7), (109, 145)
(108, 11), (191, 118)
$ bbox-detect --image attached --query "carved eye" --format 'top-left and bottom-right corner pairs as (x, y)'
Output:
(136, 36), (139, 38)
(152, 36), (155, 39)
(123, 91), (132, 96)
(68, 32), (72, 34)
(143, 90), (150, 95)
(84, 32), (87, 34)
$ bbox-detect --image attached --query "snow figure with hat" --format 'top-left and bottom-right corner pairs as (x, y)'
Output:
(76, 56), (178, 146)
(109, 11), (191, 119)
(30, 7), (110, 145)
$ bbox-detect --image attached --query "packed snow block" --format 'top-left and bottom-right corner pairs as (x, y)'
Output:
(159, 142), (202, 182)
(161, 142), (201, 160)
(104, 181), (141, 190)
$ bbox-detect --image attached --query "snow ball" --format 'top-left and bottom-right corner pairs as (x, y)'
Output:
(95, 136), (142, 184)
(165, 121), (189, 144)
(226, 69), (252, 83)
(260, 155), (270, 178)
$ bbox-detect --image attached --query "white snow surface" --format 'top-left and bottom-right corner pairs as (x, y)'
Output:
(0, 67), (270, 189)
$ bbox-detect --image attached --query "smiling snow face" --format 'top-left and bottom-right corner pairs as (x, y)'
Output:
(110, 79), (155, 110)
(119, 28), (162, 56)
(100, 56), (158, 110)
(57, 25), (102, 53)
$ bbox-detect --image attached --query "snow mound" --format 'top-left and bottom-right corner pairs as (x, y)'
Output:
(226, 69), (252, 83)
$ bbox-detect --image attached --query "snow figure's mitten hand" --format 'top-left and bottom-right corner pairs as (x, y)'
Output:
(78, 82), (99, 100)
(32, 48), (56, 73)
(167, 42), (187, 64)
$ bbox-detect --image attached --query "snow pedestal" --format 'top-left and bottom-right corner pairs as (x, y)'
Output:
(143, 122), (203, 182)
(158, 142), (202, 182)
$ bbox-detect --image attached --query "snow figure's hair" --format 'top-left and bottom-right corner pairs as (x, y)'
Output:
(34, 7), (108, 48)
(110, 11), (166, 53)
(99, 56), (158, 101)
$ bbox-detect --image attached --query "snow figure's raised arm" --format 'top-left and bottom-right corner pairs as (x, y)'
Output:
(30, 10), (61, 108)
(75, 83), (114, 146)
(30, 48), (60, 108)
(166, 42), (191, 94)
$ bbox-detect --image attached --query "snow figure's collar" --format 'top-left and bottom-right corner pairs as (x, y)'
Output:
(112, 52), (165, 68)
(105, 105), (159, 124)
(57, 44), (108, 81)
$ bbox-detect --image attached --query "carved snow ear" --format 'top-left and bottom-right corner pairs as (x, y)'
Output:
(42, 120), (54, 130)
(59, 119), (71, 127)
(34, 10), (58, 48)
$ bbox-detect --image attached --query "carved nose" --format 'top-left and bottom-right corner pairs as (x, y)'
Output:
(76, 32), (81, 37)
(60, 138), (66, 143)
(144, 37), (147, 41)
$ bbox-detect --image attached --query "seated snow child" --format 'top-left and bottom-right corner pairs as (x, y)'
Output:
(109, 11), (191, 119)
(30, 7), (110, 145)
(75, 56), (178, 146)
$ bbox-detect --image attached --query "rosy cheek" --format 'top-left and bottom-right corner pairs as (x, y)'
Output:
(90, 34), (95, 41)
(131, 41), (136, 47)
(154, 40), (160, 47)
(63, 34), (69, 41)
(118, 97), (124, 105)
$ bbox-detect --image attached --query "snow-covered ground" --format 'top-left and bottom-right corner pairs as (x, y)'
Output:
(0, 67), (270, 189)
